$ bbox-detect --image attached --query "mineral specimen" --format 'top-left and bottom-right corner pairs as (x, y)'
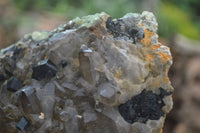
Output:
(0, 11), (173, 133)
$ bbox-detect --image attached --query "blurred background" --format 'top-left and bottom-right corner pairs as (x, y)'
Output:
(0, 0), (200, 133)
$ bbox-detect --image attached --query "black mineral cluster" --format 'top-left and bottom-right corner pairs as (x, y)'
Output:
(106, 17), (144, 43)
(118, 88), (172, 124)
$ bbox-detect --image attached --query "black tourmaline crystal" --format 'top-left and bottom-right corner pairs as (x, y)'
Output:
(7, 76), (22, 92)
(32, 59), (58, 81)
(0, 74), (6, 82)
(17, 117), (30, 130)
(118, 88), (171, 124)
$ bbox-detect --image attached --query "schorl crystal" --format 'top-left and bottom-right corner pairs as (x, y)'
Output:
(32, 59), (58, 81)
(106, 17), (144, 43)
(7, 76), (22, 92)
(118, 88), (168, 124)
(0, 74), (6, 82)
(17, 117), (30, 130)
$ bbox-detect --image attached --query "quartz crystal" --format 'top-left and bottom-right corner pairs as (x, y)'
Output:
(0, 11), (173, 133)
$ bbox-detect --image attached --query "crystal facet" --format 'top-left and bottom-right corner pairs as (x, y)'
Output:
(32, 59), (58, 81)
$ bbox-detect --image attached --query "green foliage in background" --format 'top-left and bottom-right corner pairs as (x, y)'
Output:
(13, 0), (137, 18)
(12, 0), (200, 40)
(158, 2), (200, 40)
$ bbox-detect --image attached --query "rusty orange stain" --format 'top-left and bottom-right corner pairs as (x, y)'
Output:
(103, 22), (107, 28)
(137, 23), (144, 27)
(159, 115), (166, 133)
(103, 15), (109, 27)
(103, 22), (106, 28)
(157, 51), (172, 63)
(150, 43), (172, 63)
(151, 43), (170, 51)
(148, 80), (161, 89)
(146, 54), (154, 61)
(107, 32), (113, 37)
(141, 29), (155, 46)
(164, 77), (170, 82)
(150, 43), (162, 50)
(89, 27), (103, 39)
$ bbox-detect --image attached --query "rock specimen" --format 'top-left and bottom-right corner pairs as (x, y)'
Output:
(0, 12), (173, 133)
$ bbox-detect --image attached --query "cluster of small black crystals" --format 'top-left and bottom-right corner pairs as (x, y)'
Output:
(106, 17), (144, 43)
(106, 17), (123, 38)
(118, 88), (172, 124)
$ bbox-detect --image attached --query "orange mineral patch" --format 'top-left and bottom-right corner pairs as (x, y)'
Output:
(159, 115), (166, 133)
(103, 15), (110, 27)
(89, 27), (103, 39)
(164, 77), (170, 82)
(137, 23), (144, 27)
(150, 43), (162, 50)
(141, 29), (155, 46)
(107, 32), (113, 37)
(102, 15), (110, 31)
(146, 54), (154, 61)
(157, 52), (172, 63)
